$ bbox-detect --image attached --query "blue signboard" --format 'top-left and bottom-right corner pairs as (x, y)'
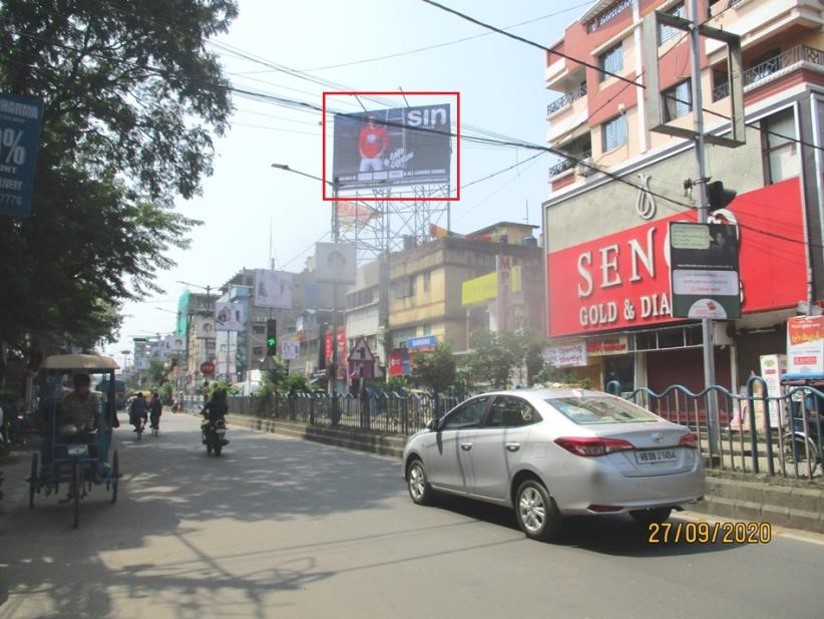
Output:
(407, 335), (437, 350)
(0, 93), (44, 218)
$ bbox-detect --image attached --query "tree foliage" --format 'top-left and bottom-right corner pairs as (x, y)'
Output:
(411, 343), (456, 394)
(0, 0), (238, 368)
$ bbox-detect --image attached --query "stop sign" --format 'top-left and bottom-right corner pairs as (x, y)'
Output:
(200, 360), (215, 375)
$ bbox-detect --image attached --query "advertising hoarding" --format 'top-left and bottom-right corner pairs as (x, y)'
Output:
(332, 104), (451, 190)
(546, 179), (806, 337)
(214, 302), (245, 332)
(544, 343), (588, 368)
(786, 316), (824, 375)
(281, 340), (300, 360)
(0, 93), (44, 217)
(669, 222), (740, 319)
(254, 269), (293, 309)
(316, 242), (357, 284)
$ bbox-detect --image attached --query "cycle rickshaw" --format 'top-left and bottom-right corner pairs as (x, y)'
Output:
(28, 354), (121, 527)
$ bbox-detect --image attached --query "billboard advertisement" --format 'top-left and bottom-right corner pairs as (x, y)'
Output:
(254, 269), (293, 309)
(332, 104), (451, 190)
(669, 222), (740, 320)
(0, 93), (44, 217)
(546, 179), (806, 337)
(316, 242), (357, 284)
(281, 340), (300, 360)
(214, 302), (245, 332)
(786, 316), (824, 375)
(165, 334), (186, 353)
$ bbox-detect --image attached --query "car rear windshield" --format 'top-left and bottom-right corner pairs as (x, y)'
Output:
(545, 397), (659, 425)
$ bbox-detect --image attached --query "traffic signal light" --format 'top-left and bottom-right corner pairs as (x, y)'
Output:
(707, 180), (737, 212)
(266, 319), (277, 356)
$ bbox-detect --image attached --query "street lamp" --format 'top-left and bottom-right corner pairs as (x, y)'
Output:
(271, 162), (343, 415)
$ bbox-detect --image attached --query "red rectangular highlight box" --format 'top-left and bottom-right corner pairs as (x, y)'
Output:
(322, 91), (460, 201)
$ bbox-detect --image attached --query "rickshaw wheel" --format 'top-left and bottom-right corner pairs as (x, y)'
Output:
(28, 452), (38, 509)
(214, 444), (222, 457)
(72, 460), (81, 529)
(110, 451), (119, 504)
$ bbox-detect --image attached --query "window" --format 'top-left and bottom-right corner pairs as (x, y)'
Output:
(662, 80), (692, 121)
(601, 114), (627, 151)
(391, 276), (416, 300)
(547, 397), (659, 425)
(486, 396), (542, 428)
(252, 325), (265, 335)
(599, 43), (623, 81)
(423, 271), (431, 293)
(762, 108), (798, 184)
(441, 397), (489, 430)
(658, 2), (685, 45)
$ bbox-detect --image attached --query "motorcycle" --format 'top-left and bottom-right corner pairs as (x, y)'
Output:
(201, 418), (228, 456)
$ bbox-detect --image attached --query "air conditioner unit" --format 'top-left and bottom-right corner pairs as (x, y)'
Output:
(575, 157), (596, 177)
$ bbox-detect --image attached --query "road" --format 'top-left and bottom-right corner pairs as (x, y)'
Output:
(0, 412), (822, 619)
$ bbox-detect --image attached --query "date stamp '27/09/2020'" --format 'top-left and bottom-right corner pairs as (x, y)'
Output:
(648, 521), (772, 544)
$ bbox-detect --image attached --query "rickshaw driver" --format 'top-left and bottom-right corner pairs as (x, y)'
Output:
(59, 373), (100, 436)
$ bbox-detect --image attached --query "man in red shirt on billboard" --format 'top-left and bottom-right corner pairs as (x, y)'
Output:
(358, 114), (389, 173)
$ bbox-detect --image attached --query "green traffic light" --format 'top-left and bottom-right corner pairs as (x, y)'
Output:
(267, 337), (276, 347)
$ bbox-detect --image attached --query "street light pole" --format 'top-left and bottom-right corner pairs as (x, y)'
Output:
(271, 162), (343, 414)
(688, 0), (720, 456)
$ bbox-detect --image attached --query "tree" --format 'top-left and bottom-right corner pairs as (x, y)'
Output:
(411, 343), (456, 394)
(0, 1), (238, 374)
(460, 331), (525, 390)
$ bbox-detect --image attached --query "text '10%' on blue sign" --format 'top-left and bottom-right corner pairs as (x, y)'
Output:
(0, 93), (44, 218)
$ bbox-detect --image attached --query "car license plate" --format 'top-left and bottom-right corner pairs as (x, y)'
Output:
(67, 445), (88, 456)
(635, 449), (677, 464)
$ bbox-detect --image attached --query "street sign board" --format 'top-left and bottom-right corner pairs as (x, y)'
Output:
(200, 360), (215, 375)
(0, 93), (44, 217)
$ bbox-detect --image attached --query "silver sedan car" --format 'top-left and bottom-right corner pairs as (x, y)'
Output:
(402, 389), (705, 542)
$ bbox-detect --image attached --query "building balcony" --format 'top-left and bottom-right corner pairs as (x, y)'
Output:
(712, 44), (824, 101)
(548, 149), (592, 180)
(546, 82), (587, 117)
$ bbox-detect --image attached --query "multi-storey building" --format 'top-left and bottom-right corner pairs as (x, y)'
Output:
(543, 0), (823, 392)
(346, 222), (545, 375)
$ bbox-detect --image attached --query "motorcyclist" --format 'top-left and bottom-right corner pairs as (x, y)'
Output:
(201, 389), (228, 425)
(149, 391), (162, 432)
(129, 392), (148, 432)
(201, 390), (228, 444)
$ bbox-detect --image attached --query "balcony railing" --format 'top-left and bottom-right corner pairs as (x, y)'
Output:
(546, 82), (587, 116)
(713, 45), (823, 101)
(548, 150), (592, 179)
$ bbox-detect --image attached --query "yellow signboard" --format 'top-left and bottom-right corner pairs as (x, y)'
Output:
(461, 265), (521, 306)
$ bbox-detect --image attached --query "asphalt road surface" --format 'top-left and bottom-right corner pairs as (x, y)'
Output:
(1, 412), (822, 619)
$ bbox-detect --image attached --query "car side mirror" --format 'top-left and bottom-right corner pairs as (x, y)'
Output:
(426, 418), (440, 432)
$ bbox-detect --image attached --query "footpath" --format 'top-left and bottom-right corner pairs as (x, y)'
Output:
(225, 412), (824, 535)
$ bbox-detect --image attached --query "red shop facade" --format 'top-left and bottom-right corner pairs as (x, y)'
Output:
(546, 179), (808, 395)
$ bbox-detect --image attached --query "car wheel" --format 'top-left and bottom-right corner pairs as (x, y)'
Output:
(515, 479), (562, 542)
(629, 507), (672, 526)
(406, 459), (433, 505)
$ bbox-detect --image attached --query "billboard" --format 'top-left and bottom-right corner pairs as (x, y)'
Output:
(281, 340), (300, 360)
(332, 104), (451, 190)
(669, 222), (740, 319)
(165, 335), (186, 353)
(787, 316), (824, 375)
(316, 242), (357, 284)
(254, 269), (293, 309)
(546, 179), (806, 337)
(214, 302), (245, 332)
(0, 93), (44, 217)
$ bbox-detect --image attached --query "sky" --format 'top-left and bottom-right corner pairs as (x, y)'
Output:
(104, 0), (597, 361)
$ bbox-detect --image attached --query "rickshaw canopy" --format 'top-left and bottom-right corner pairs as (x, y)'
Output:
(42, 354), (120, 371)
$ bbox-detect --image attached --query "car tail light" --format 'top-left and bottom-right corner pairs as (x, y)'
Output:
(679, 432), (699, 448)
(554, 437), (635, 457)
